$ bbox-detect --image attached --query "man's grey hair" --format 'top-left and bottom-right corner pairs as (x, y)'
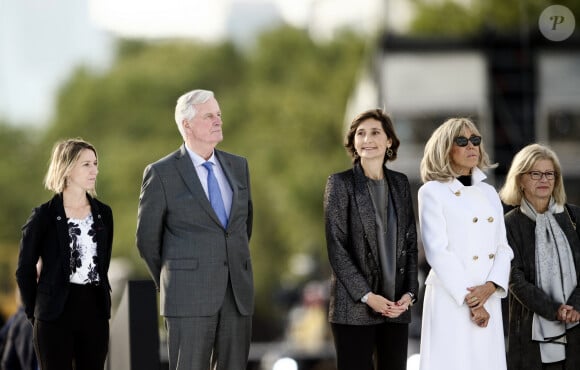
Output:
(174, 89), (214, 137)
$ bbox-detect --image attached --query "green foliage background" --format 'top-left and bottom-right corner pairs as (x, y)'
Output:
(0, 26), (367, 331)
(409, 0), (580, 36)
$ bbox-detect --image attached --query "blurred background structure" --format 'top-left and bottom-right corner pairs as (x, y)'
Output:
(1, 0), (579, 369)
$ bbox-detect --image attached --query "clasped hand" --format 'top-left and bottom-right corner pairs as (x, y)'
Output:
(465, 281), (496, 309)
(470, 306), (490, 327)
(557, 304), (580, 323)
(464, 282), (496, 328)
(367, 293), (412, 318)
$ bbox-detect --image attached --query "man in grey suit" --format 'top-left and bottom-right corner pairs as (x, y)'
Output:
(136, 89), (254, 370)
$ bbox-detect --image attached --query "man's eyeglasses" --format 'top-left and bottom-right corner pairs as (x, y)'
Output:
(454, 135), (482, 147)
(527, 171), (556, 180)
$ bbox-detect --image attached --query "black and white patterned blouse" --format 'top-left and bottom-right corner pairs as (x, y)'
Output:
(67, 214), (100, 285)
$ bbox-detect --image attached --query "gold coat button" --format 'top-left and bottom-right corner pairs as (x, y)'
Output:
(472, 217), (478, 223)
(454, 191), (461, 196)
(487, 217), (494, 222)
(489, 253), (495, 259)
(472, 255), (479, 261)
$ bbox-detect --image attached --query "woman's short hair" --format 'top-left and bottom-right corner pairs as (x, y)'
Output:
(420, 117), (496, 182)
(344, 108), (400, 164)
(499, 143), (566, 206)
(44, 138), (98, 196)
(174, 89), (214, 138)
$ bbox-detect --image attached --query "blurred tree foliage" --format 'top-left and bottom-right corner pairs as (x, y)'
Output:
(0, 26), (367, 335)
(409, 0), (580, 36)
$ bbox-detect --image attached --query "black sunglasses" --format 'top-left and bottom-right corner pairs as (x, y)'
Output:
(454, 135), (482, 147)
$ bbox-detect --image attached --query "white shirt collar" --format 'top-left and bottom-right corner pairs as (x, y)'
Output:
(184, 145), (216, 168)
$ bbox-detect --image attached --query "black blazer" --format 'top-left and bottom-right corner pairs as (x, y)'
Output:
(324, 163), (418, 325)
(16, 193), (113, 322)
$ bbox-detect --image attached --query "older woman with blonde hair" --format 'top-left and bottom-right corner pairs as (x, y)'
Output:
(500, 143), (580, 370)
(417, 117), (513, 370)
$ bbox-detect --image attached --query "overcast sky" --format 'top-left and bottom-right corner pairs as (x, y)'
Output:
(89, 0), (316, 40)
(0, 0), (388, 126)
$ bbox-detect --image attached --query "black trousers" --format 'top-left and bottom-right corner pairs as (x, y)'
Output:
(543, 360), (565, 370)
(331, 322), (408, 370)
(33, 284), (109, 370)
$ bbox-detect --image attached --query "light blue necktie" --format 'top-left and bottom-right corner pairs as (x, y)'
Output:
(202, 162), (228, 227)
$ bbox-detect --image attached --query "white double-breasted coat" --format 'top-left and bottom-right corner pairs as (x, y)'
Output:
(418, 168), (513, 370)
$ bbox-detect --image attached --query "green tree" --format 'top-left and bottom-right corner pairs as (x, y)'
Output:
(409, 0), (580, 36)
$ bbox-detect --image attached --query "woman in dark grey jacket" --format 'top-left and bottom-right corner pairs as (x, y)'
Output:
(500, 143), (580, 370)
(323, 109), (418, 370)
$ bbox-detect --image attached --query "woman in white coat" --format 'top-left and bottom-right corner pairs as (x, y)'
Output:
(417, 118), (513, 370)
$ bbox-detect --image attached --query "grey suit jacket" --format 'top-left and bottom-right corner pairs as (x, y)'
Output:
(324, 163), (418, 325)
(136, 144), (254, 317)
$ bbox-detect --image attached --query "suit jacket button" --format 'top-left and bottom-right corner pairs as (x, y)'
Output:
(472, 217), (478, 223)
(399, 268), (405, 274)
(472, 255), (479, 261)
(223, 261), (227, 266)
(487, 217), (494, 222)
(57, 216), (62, 221)
(488, 253), (495, 259)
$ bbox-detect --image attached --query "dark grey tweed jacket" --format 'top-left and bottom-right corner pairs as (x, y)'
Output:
(324, 163), (418, 325)
(506, 204), (580, 370)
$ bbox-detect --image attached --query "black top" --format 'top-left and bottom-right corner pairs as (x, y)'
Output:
(457, 175), (472, 186)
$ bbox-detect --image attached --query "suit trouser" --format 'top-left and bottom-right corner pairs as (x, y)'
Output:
(33, 283), (109, 370)
(331, 321), (408, 370)
(165, 280), (252, 370)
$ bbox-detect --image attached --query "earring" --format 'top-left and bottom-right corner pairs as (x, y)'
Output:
(386, 147), (393, 158)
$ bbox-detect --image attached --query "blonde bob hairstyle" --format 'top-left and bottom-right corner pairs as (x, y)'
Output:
(420, 117), (496, 183)
(499, 143), (566, 206)
(44, 138), (98, 197)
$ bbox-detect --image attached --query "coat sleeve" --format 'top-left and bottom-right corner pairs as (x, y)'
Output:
(565, 204), (580, 310)
(401, 177), (419, 298)
(418, 183), (470, 306)
(136, 164), (165, 290)
(485, 191), (513, 296)
(15, 206), (45, 321)
(324, 174), (370, 301)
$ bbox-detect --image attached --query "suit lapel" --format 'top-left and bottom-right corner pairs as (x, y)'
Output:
(215, 150), (239, 230)
(385, 169), (402, 256)
(174, 145), (223, 227)
(353, 164), (380, 264)
(50, 194), (73, 277)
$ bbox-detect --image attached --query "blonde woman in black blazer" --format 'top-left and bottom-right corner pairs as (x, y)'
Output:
(16, 138), (113, 370)
(324, 109), (418, 370)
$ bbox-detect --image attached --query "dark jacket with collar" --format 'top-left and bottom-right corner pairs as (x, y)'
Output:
(506, 204), (580, 370)
(324, 163), (418, 325)
(16, 193), (113, 323)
